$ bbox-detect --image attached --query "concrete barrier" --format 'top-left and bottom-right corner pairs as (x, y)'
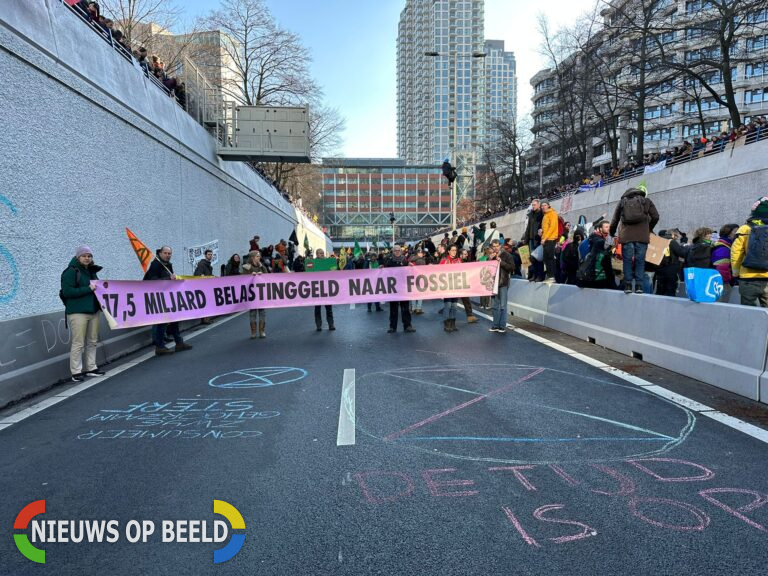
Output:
(507, 279), (768, 404)
(0, 311), (203, 409)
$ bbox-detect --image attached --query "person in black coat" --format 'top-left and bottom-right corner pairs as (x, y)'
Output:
(143, 247), (192, 355)
(522, 199), (544, 281)
(384, 245), (415, 333)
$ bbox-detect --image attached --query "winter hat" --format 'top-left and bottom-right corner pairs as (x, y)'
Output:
(75, 245), (93, 258)
(636, 179), (648, 196)
(750, 196), (768, 220)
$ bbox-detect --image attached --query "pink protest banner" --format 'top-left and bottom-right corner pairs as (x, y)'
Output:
(93, 261), (500, 329)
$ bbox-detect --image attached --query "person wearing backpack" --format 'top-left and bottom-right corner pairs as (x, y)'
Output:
(577, 220), (616, 290)
(609, 185), (660, 294)
(540, 201), (560, 284)
(60, 246), (105, 382)
(731, 197), (768, 307)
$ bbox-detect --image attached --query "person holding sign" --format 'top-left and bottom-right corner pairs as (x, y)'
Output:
(143, 246), (193, 356)
(242, 250), (268, 339)
(60, 246), (105, 382)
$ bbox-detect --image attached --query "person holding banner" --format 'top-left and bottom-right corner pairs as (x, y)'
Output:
(439, 245), (462, 332)
(311, 249), (335, 331)
(489, 239), (515, 333)
(242, 250), (268, 338)
(384, 245), (416, 333)
(61, 246), (105, 382)
(143, 247), (193, 356)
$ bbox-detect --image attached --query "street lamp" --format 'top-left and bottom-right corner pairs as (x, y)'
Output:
(425, 50), (486, 232)
(389, 212), (396, 245)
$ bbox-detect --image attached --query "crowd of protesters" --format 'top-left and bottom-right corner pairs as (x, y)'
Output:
(59, 192), (767, 383)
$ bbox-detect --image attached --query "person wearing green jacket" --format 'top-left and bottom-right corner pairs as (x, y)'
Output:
(60, 246), (105, 382)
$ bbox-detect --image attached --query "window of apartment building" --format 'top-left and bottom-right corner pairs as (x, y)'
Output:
(744, 88), (768, 104)
(593, 143), (607, 157)
(747, 35), (768, 53)
(645, 103), (677, 119)
(746, 62), (766, 78)
(635, 127), (677, 142)
(684, 96), (723, 112)
(685, 0), (713, 14)
(682, 121), (721, 137)
(747, 9), (768, 24)
(683, 67), (737, 87)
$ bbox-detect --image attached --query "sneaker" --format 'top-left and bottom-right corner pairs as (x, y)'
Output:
(387, 327), (396, 333)
(543, 278), (555, 284)
(85, 368), (106, 377)
(635, 288), (644, 294)
(71, 373), (85, 382)
(404, 326), (416, 333)
(155, 347), (174, 356)
(175, 342), (193, 352)
(624, 284), (633, 294)
(328, 326), (336, 331)
(489, 327), (499, 332)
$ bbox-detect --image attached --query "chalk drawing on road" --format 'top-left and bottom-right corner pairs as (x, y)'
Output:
(0, 194), (19, 304)
(352, 364), (695, 465)
(209, 367), (308, 389)
(76, 398), (280, 440)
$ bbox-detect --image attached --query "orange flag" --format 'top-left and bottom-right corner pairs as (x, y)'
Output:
(126, 228), (154, 273)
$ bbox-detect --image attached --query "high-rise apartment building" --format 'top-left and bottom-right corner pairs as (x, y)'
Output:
(397, 0), (517, 165)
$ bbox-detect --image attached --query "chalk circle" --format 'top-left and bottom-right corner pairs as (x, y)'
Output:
(209, 367), (308, 389)
(352, 363), (695, 466)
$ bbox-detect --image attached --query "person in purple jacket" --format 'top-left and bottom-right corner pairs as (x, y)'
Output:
(712, 223), (739, 302)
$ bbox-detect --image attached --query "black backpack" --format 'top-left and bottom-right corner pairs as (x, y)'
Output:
(621, 196), (647, 225)
(58, 266), (81, 305)
(742, 224), (768, 271)
(577, 251), (598, 283)
(686, 243), (713, 269)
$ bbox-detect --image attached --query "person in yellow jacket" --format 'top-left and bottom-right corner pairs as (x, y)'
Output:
(540, 201), (560, 283)
(731, 197), (768, 307)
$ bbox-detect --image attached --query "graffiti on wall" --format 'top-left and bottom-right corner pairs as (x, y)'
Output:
(0, 194), (19, 304)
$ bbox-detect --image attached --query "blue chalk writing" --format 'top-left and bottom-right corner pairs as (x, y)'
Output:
(0, 194), (19, 304)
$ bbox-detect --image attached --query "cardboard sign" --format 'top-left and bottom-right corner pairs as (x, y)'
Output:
(645, 233), (671, 266)
(518, 245), (531, 269)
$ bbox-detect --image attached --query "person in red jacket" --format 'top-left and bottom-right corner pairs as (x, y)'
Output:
(439, 244), (462, 332)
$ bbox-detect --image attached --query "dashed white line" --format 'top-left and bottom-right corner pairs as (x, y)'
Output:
(337, 368), (356, 446)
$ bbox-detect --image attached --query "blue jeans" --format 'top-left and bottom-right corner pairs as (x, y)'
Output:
(622, 242), (647, 287)
(444, 299), (457, 320)
(492, 285), (509, 329)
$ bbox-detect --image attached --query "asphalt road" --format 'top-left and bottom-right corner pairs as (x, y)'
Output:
(1, 302), (767, 575)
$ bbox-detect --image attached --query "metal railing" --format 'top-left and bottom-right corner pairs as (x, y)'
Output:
(58, 0), (281, 192)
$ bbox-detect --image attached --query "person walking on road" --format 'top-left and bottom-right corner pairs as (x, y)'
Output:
(609, 185), (660, 294)
(540, 202), (560, 284)
(312, 248), (335, 331)
(144, 246), (193, 356)
(61, 245), (105, 382)
(731, 197), (768, 307)
(242, 250), (268, 339)
(489, 239), (515, 333)
(384, 245), (415, 333)
(439, 244), (462, 332)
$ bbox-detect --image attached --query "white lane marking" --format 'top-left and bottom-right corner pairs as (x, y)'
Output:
(469, 307), (768, 445)
(0, 312), (246, 431)
(702, 411), (768, 444)
(337, 369), (356, 446)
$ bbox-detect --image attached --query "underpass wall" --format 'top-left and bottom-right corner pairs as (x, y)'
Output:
(0, 1), (306, 404)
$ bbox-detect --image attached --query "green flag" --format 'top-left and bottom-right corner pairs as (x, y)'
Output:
(353, 240), (362, 259)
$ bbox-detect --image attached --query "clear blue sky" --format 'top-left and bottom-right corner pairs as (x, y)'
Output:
(181, 0), (594, 158)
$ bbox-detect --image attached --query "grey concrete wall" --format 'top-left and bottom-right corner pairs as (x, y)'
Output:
(506, 280), (768, 405)
(0, 1), (317, 403)
(0, 0), (300, 322)
(432, 138), (768, 245)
